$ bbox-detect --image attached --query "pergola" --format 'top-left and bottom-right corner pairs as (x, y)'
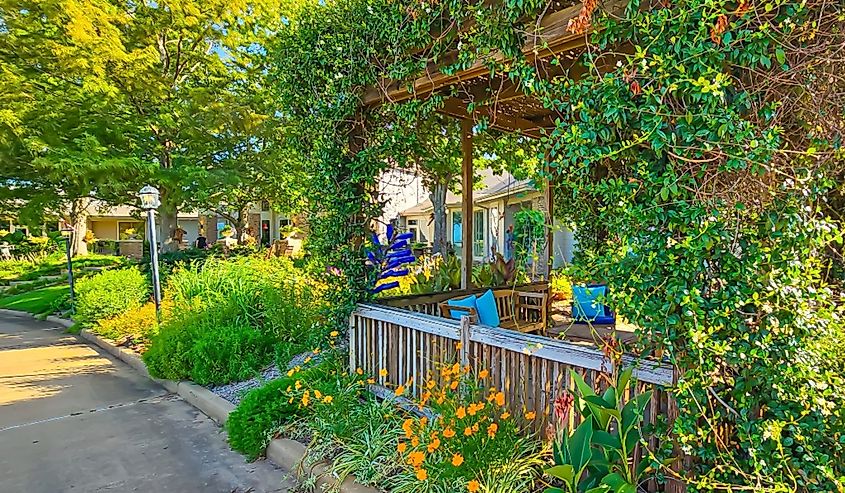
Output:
(351, 9), (683, 489)
(362, 0), (625, 287)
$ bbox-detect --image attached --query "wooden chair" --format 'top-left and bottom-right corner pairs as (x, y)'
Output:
(439, 289), (549, 335)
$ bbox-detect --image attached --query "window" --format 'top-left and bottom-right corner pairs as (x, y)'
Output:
(261, 200), (270, 212)
(217, 220), (228, 239)
(118, 221), (145, 240)
(451, 211), (462, 246)
(407, 219), (419, 243)
(473, 210), (485, 257)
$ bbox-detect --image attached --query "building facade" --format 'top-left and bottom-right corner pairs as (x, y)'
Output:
(397, 171), (576, 270)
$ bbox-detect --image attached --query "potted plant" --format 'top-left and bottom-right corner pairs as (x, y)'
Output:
(411, 241), (427, 257)
(220, 225), (234, 238)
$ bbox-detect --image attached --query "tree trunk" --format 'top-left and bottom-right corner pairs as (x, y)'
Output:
(157, 148), (181, 253)
(69, 197), (89, 257)
(234, 204), (250, 243)
(430, 180), (449, 255)
(157, 193), (180, 253)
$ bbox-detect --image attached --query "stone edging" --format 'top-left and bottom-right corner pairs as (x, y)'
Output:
(73, 326), (378, 493)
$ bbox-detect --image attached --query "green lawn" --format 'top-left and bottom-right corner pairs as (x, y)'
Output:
(0, 285), (69, 315)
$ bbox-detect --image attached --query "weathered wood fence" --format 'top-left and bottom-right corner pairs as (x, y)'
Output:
(349, 303), (682, 492)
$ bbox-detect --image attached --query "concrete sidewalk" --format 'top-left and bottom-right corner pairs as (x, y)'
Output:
(0, 311), (294, 492)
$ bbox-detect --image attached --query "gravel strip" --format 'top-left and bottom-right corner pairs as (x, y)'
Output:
(207, 365), (283, 405)
(208, 343), (349, 406)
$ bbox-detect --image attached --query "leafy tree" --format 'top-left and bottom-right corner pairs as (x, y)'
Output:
(0, 0), (301, 252)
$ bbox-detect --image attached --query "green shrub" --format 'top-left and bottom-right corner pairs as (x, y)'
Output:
(226, 358), (346, 460)
(75, 267), (148, 326)
(143, 256), (328, 385)
(144, 303), (278, 385)
(188, 321), (276, 385)
(226, 377), (301, 460)
(142, 311), (200, 381)
(145, 292), (268, 385)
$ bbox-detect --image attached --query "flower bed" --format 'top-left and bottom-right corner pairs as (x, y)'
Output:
(227, 356), (549, 492)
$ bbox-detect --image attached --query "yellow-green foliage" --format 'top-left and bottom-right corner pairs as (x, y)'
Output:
(92, 302), (159, 348)
(550, 271), (572, 300)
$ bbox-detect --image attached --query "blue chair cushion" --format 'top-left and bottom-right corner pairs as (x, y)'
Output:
(572, 285), (610, 322)
(475, 289), (500, 327)
(447, 295), (477, 320)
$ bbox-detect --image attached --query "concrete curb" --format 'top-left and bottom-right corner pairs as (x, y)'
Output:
(71, 323), (378, 493)
(266, 439), (380, 493)
(79, 329), (180, 394)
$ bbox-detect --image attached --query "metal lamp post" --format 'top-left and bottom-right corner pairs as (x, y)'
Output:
(139, 185), (162, 316)
(60, 227), (75, 312)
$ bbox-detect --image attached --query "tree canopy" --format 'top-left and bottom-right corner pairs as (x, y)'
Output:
(0, 0), (306, 249)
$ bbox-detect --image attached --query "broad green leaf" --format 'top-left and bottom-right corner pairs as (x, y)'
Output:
(570, 420), (594, 477)
(601, 472), (637, 493)
(572, 371), (596, 398)
(545, 464), (575, 483)
(593, 430), (623, 450)
(618, 367), (634, 393)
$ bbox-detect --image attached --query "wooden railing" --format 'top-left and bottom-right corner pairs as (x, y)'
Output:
(378, 281), (549, 316)
(349, 303), (681, 492)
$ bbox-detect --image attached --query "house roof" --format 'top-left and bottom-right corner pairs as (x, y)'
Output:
(398, 172), (540, 216)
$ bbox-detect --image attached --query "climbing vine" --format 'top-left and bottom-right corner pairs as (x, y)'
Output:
(269, 0), (843, 490)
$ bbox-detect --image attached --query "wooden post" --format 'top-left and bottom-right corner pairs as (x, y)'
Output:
(459, 315), (471, 369)
(544, 156), (555, 279)
(459, 315), (472, 397)
(461, 117), (474, 289)
(348, 311), (357, 374)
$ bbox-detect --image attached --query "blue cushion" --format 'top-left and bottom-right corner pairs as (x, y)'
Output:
(447, 295), (477, 320)
(572, 285), (607, 321)
(475, 289), (500, 327)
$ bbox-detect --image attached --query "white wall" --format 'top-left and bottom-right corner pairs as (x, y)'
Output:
(179, 219), (200, 246)
(378, 168), (426, 235)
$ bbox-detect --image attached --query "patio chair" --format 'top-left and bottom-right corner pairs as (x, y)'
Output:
(571, 284), (616, 325)
(439, 288), (548, 335)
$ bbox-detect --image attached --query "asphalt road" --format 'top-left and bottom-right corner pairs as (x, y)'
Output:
(0, 311), (295, 492)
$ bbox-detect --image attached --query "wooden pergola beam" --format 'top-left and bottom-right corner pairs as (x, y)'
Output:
(363, 0), (626, 107)
(436, 97), (550, 139)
